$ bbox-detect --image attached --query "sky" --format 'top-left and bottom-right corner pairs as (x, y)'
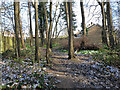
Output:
(31, 0), (103, 36)
(0, 0), (119, 37)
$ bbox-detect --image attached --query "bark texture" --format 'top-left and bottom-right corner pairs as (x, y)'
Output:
(68, 2), (75, 59)
(97, 0), (108, 45)
(18, 2), (25, 48)
(14, 1), (20, 58)
(28, 2), (33, 47)
(43, 2), (50, 63)
(35, 1), (39, 61)
(39, 2), (44, 46)
(80, 0), (86, 36)
(106, 1), (114, 48)
(46, 1), (52, 63)
(65, 1), (69, 32)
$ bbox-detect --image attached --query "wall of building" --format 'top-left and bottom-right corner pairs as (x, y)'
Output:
(87, 25), (102, 47)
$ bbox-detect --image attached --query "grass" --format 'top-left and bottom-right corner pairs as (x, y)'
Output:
(52, 43), (59, 47)
(43, 43), (60, 48)
(78, 50), (100, 55)
(59, 49), (68, 53)
(92, 47), (120, 68)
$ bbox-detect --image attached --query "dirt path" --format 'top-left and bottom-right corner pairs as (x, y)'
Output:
(46, 51), (120, 88)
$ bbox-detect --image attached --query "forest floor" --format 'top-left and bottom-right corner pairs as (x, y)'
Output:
(46, 49), (120, 88)
(1, 47), (120, 88)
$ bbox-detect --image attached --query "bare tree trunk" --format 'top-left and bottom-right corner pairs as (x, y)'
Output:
(28, 2), (33, 47)
(97, 0), (108, 45)
(80, 0), (86, 36)
(46, 1), (52, 63)
(50, 2), (59, 48)
(40, 17), (44, 46)
(3, 33), (6, 51)
(12, 37), (15, 48)
(18, 2), (25, 48)
(39, 2), (44, 46)
(106, 1), (114, 48)
(14, 1), (20, 58)
(35, 0), (39, 61)
(101, 2), (108, 45)
(7, 31), (10, 49)
(43, 2), (50, 63)
(3, 11), (6, 51)
(43, 2), (49, 41)
(52, 12), (61, 38)
(52, 3), (60, 38)
(65, 1), (69, 32)
(43, 13), (46, 34)
(49, 2), (53, 49)
(68, 2), (75, 59)
(80, 0), (86, 49)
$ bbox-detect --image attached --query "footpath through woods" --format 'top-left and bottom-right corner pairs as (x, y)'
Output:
(1, 47), (120, 88)
(45, 49), (120, 88)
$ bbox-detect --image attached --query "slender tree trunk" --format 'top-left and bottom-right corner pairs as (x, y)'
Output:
(2, 33), (4, 52)
(28, 2), (33, 47)
(3, 11), (6, 51)
(42, 12), (46, 42)
(65, 1), (69, 32)
(35, 0), (39, 61)
(14, 1), (20, 58)
(68, 2), (75, 59)
(3, 33), (6, 51)
(106, 1), (114, 48)
(43, 12), (46, 36)
(41, 16), (45, 45)
(50, 1), (53, 49)
(43, 2), (49, 63)
(18, 2), (25, 48)
(43, 2), (49, 41)
(12, 37), (15, 48)
(46, 1), (52, 63)
(53, 13), (61, 38)
(39, 2), (44, 46)
(0, 9), (1, 53)
(80, 0), (86, 36)
(97, 0), (108, 45)
(40, 17), (44, 46)
(101, 2), (108, 45)
(80, 0), (86, 49)
(7, 31), (10, 49)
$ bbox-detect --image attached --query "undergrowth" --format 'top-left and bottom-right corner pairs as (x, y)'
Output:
(1, 44), (55, 89)
(92, 45), (120, 69)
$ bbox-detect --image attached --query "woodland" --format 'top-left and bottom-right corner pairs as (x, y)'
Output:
(0, 0), (120, 89)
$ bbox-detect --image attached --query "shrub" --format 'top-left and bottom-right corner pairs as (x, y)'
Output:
(2, 49), (16, 59)
(74, 36), (89, 50)
(58, 38), (68, 50)
(93, 45), (120, 69)
(83, 44), (100, 50)
(74, 36), (99, 51)
(56, 36), (100, 51)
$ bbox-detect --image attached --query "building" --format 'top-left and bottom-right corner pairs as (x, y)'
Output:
(74, 23), (102, 46)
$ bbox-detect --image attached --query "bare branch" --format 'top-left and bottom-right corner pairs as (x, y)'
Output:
(96, 0), (102, 6)
(53, 2), (59, 22)
(28, 0), (35, 8)
(55, 28), (65, 39)
(0, 4), (13, 10)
